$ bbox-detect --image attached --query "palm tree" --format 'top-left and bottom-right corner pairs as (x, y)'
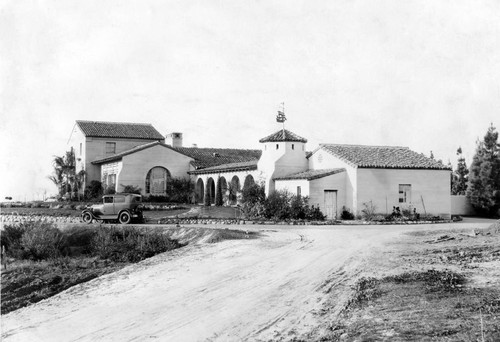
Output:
(48, 148), (85, 200)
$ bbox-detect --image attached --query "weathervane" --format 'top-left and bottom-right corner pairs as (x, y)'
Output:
(276, 102), (286, 132)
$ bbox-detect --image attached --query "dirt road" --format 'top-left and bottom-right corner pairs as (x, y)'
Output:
(1, 222), (494, 342)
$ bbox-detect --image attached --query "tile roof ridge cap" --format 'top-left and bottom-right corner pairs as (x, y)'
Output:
(321, 143), (409, 149)
(76, 120), (154, 126)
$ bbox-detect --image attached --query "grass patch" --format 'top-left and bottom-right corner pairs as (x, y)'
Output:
(328, 270), (499, 341)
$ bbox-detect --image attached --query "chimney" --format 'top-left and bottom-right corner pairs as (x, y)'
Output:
(165, 132), (183, 148)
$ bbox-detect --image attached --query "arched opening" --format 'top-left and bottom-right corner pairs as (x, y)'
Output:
(206, 177), (216, 205)
(229, 176), (240, 205)
(243, 175), (255, 190)
(145, 167), (170, 196)
(218, 177), (228, 205)
(195, 178), (205, 204)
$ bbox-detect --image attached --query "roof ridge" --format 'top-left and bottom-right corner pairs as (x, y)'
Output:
(320, 143), (409, 149)
(76, 120), (154, 126)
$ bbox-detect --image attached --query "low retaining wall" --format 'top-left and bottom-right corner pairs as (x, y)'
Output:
(1, 214), (452, 227)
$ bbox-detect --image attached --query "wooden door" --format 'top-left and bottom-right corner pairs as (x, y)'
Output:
(324, 190), (337, 220)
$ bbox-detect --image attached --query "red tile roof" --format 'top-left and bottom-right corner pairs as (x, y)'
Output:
(92, 142), (177, 164)
(92, 142), (262, 170)
(189, 160), (258, 175)
(320, 144), (450, 170)
(76, 120), (164, 140)
(274, 168), (346, 181)
(172, 147), (262, 169)
(259, 129), (308, 143)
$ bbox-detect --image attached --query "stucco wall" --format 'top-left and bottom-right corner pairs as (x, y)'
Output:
(308, 149), (357, 212)
(274, 179), (310, 197)
(356, 168), (451, 218)
(451, 195), (476, 216)
(258, 141), (308, 195)
(309, 171), (347, 218)
(84, 136), (164, 184)
(112, 145), (193, 194)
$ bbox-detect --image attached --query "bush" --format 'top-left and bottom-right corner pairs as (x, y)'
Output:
(1, 224), (26, 257)
(91, 226), (182, 262)
(261, 190), (326, 221)
(120, 184), (142, 194)
(361, 201), (377, 221)
(241, 183), (266, 205)
(341, 206), (355, 220)
(167, 178), (195, 203)
(85, 180), (103, 200)
(264, 190), (292, 220)
(20, 222), (65, 260)
(104, 185), (116, 195)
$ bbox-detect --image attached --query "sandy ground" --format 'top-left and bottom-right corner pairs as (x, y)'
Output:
(1, 220), (496, 342)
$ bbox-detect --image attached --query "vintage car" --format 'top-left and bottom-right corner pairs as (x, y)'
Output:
(81, 193), (144, 224)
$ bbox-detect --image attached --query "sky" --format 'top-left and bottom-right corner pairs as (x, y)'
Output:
(1, 0), (499, 201)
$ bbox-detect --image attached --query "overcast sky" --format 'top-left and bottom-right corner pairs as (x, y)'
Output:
(1, 0), (499, 201)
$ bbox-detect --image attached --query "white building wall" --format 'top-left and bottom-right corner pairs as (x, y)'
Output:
(107, 145), (192, 195)
(308, 172), (347, 217)
(274, 179), (310, 197)
(257, 141), (308, 195)
(356, 168), (451, 218)
(308, 149), (358, 212)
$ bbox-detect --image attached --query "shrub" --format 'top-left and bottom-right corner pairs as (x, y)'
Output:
(121, 184), (142, 194)
(264, 190), (292, 220)
(91, 226), (182, 262)
(361, 201), (377, 221)
(167, 178), (195, 203)
(215, 177), (223, 206)
(341, 206), (355, 220)
(85, 180), (103, 200)
(305, 205), (326, 220)
(241, 183), (266, 205)
(104, 185), (116, 195)
(242, 201), (265, 219)
(19, 222), (65, 260)
(1, 224), (26, 257)
(204, 182), (211, 206)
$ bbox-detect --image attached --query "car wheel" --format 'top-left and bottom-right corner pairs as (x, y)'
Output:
(82, 212), (93, 224)
(119, 211), (131, 224)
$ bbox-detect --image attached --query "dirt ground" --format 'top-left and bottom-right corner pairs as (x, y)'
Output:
(1, 219), (498, 342)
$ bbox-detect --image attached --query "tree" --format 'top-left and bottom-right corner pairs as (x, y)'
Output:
(451, 147), (469, 195)
(204, 181), (211, 206)
(466, 124), (500, 215)
(48, 149), (83, 200)
(215, 177), (223, 206)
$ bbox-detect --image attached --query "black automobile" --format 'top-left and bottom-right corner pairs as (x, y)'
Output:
(81, 193), (144, 224)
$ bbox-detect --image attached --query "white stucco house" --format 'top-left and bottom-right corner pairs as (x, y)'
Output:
(69, 120), (451, 219)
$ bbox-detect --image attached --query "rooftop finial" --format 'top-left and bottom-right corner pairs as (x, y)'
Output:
(276, 102), (286, 136)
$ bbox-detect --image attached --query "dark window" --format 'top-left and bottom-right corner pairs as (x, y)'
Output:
(276, 144), (279, 150)
(104, 197), (113, 203)
(105, 142), (116, 154)
(399, 184), (411, 203)
(292, 144), (295, 150)
(297, 186), (301, 197)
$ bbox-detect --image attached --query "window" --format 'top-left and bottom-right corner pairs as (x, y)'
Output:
(105, 142), (116, 155)
(104, 196), (113, 203)
(145, 167), (170, 195)
(276, 144), (279, 150)
(297, 186), (301, 197)
(292, 144), (295, 150)
(399, 184), (411, 203)
(107, 174), (116, 187)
